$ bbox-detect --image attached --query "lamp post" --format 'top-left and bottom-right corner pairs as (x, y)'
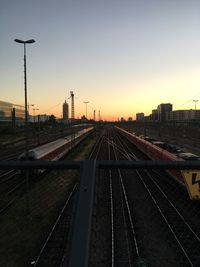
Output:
(84, 101), (89, 119)
(14, 39), (35, 158)
(14, 38), (35, 212)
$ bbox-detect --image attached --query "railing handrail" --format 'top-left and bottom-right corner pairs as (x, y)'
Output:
(1, 159), (200, 170)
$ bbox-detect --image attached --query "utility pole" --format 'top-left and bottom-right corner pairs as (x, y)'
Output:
(84, 101), (89, 119)
(193, 100), (198, 120)
(193, 100), (198, 110)
(93, 110), (96, 121)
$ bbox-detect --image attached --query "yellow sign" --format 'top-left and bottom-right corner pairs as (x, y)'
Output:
(181, 170), (200, 200)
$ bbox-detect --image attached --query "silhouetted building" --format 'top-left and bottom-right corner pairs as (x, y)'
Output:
(144, 115), (151, 121)
(151, 109), (158, 121)
(166, 109), (200, 121)
(62, 100), (69, 121)
(157, 103), (172, 122)
(136, 113), (144, 121)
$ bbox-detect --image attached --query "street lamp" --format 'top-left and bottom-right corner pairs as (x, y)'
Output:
(84, 101), (89, 119)
(14, 39), (35, 159)
(14, 38), (35, 212)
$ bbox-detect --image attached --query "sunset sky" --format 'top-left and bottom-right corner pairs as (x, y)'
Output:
(1, 0), (200, 120)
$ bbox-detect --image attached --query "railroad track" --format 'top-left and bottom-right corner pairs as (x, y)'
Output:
(109, 132), (142, 266)
(0, 128), (95, 216)
(33, 127), (200, 266)
(90, 128), (144, 266)
(1, 126), (200, 266)
(32, 134), (104, 267)
(0, 170), (26, 215)
(31, 184), (77, 267)
(115, 128), (200, 266)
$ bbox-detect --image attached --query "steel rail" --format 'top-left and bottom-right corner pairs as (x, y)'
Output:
(145, 169), (200, 241)
(110, 140), (131, 265)
(89, 135), (104, 159)
(137, 170), (194, 267)
(33, 132), (101, 267)
(116, 129), (199, 266)
(0, 170), (17, 180)
(142, 170), (200, 266)
(0, 170), (19, 184)
(65, 132), (104, 267)
(114, 133), (140, 258)
(108, 133), (115, 267)
(33, 184), (77, 266)
(110, 130), (141, 265)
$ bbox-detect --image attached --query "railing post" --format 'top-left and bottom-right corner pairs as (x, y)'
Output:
(66, 159), (96, 267)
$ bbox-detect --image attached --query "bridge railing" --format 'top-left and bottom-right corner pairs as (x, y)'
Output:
(0, 160), (200, 267)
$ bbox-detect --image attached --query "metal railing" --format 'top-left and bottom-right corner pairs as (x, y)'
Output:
(1, 159), (200, 170)
(1, 159), (200, 267)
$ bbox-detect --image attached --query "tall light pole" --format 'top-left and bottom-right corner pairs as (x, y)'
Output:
(14, 39), (35, 158)
(14, 38), (35, 212)
(84, 101), (89, 119)
(193, 100), (198, 110)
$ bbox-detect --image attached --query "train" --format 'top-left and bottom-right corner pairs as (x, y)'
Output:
(115, 126), (185, 185)
(18, 127), (94, 165)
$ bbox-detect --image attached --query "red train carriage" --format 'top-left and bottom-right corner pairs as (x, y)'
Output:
(115, 126), (184, 185)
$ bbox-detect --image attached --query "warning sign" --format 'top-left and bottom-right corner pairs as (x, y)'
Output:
(181, 170), (200, 200)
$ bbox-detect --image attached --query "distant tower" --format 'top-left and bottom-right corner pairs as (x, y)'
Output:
(94, 110), (96, 121)
(70, 91), (75, 120)
(63, 100), (69, 121)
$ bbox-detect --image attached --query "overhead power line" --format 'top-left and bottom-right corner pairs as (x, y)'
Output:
(179, 90), (200, 108)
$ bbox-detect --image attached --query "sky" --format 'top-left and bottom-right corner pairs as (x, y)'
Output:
(1, 0), (200, 120)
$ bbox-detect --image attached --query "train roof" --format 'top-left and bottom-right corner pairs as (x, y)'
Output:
(19, 138), (70, 159)
(19, 126), (94, 159)
(178, 152), (200, 160)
